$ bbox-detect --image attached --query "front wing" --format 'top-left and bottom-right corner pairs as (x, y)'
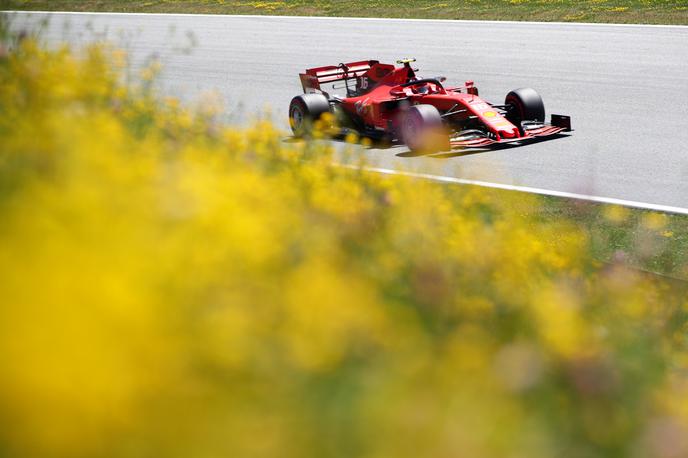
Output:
(450, 115), (572, 148)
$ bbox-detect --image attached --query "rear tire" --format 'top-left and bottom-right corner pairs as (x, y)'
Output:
(398, 104), (449, 153)
(505, 87), (545, 127)
(289, 94), (332, 137)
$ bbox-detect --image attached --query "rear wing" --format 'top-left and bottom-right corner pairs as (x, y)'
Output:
(300, 60), (378, 94)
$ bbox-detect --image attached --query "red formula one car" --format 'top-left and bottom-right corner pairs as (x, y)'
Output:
(289, 58), (571, 152)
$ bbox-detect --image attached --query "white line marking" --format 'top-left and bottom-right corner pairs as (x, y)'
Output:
(339, 165), (688, 215)
(2, 10), (687, 29)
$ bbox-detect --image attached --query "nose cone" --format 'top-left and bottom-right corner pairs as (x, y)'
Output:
(481, 111), (520, 139)
(497, 125), (521, 139)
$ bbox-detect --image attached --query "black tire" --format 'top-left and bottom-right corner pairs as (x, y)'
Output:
(505, 88), (545, 127)
(289, 93), (332, 137)
(398, 104), (449, 153)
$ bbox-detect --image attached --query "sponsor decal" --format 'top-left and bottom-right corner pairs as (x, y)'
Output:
(355, 98), (371, 116)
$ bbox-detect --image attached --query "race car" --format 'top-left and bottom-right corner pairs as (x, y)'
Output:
(289, 58), (572, 152)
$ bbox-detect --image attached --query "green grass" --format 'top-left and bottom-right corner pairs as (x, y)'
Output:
(1, 0), (687, 25)
(540, 197), (688, 280)
(388, 181), (688, 280)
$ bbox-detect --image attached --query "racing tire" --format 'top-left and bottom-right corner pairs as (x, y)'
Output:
(505, 88), (545, 127)
(398, 104), (449, 153)
(289, 93), (332, 137)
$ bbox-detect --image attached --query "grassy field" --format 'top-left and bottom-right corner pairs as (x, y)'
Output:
(1, 0), (687, 24)
(540, 197), (688, 280)
(454, 189), (688, 280)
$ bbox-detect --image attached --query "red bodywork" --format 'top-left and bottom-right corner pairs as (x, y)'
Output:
(300, 60), (569, 147)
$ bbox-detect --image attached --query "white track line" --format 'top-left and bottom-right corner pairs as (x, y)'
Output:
(2, 10), (687, 29)
(339, 165), (688, 215)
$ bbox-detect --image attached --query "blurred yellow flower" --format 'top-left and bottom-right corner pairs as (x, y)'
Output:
(0, 34), (686, 458)
(603, 204), (629, 223)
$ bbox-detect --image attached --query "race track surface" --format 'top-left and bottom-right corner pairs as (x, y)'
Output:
(6, 12), (688, 208)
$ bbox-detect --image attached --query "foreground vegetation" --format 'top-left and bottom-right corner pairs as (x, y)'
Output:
(2, 29), (688, 458)
(2, 0), (688, 25)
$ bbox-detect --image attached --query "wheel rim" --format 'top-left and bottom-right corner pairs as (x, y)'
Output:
(290, 105), (304, 132)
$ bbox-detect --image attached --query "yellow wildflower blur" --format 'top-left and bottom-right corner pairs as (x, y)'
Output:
(1, 33), (687, 458)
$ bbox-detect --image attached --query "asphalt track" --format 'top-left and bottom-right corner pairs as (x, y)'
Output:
(5, 12), (688, 209)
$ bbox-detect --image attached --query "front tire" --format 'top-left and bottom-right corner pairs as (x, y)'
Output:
(398, 104), (449, 153)
(505, 87), (545, 127)
(289, 93), (332, 137)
